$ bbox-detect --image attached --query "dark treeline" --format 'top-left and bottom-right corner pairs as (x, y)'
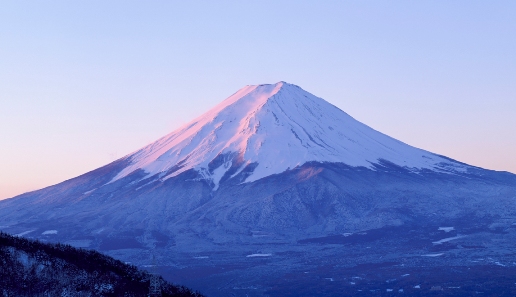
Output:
(0, 232), (203, 297)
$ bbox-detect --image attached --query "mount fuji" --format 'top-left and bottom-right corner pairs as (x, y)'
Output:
(108, 82), (465, 188)
(2, 82), (516, 296)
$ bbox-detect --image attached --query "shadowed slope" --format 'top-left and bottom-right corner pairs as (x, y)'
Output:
(0, 231), (203, 297)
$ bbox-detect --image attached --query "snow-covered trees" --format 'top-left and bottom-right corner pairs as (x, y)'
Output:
(0, 232), (202, 297)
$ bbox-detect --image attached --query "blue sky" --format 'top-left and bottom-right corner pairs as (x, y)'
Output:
(1, 1), (515, 199)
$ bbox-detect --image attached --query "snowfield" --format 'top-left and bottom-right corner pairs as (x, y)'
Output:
(107, 82), (468, 188)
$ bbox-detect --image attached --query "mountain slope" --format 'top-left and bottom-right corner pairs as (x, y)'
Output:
(1, 82), (515, 296)
(109, 82), (467, 189)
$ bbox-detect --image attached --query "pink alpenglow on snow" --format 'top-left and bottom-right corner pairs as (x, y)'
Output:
(109, 82), (467, 189)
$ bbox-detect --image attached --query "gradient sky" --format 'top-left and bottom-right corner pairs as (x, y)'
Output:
(1, 1), (515, 200)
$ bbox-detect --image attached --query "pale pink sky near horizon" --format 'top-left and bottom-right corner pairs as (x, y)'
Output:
(1, 1), (515, 200)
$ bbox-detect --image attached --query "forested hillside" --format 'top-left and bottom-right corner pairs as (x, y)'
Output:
(0, 232), (202, 297)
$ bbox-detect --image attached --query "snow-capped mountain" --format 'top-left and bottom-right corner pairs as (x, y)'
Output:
(1, 82), (515, 297)
(110, 81), (465, 189)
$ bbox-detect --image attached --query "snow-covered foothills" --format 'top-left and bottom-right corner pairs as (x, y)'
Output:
(110, 82), (466, 188)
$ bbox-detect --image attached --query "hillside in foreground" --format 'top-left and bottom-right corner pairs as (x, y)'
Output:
(0, 232), (203, 297)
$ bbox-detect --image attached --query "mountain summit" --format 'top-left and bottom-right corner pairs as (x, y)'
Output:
(1, 82), (515, 297)
(111, 82), (465, 189)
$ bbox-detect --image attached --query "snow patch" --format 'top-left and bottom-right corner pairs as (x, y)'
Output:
(422, 253), (444, 257)
(246, 253), (272, 258)
(211, 161), (232, 190)
(42, 230), (57, 235)
(433, 235), (464, 245)
(135, 179), (159, 191)
(93, 228), (105, 234)
(15, 230), (35, 237)
(83, 188), (97, 195)
(438, 227), (455, 232)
